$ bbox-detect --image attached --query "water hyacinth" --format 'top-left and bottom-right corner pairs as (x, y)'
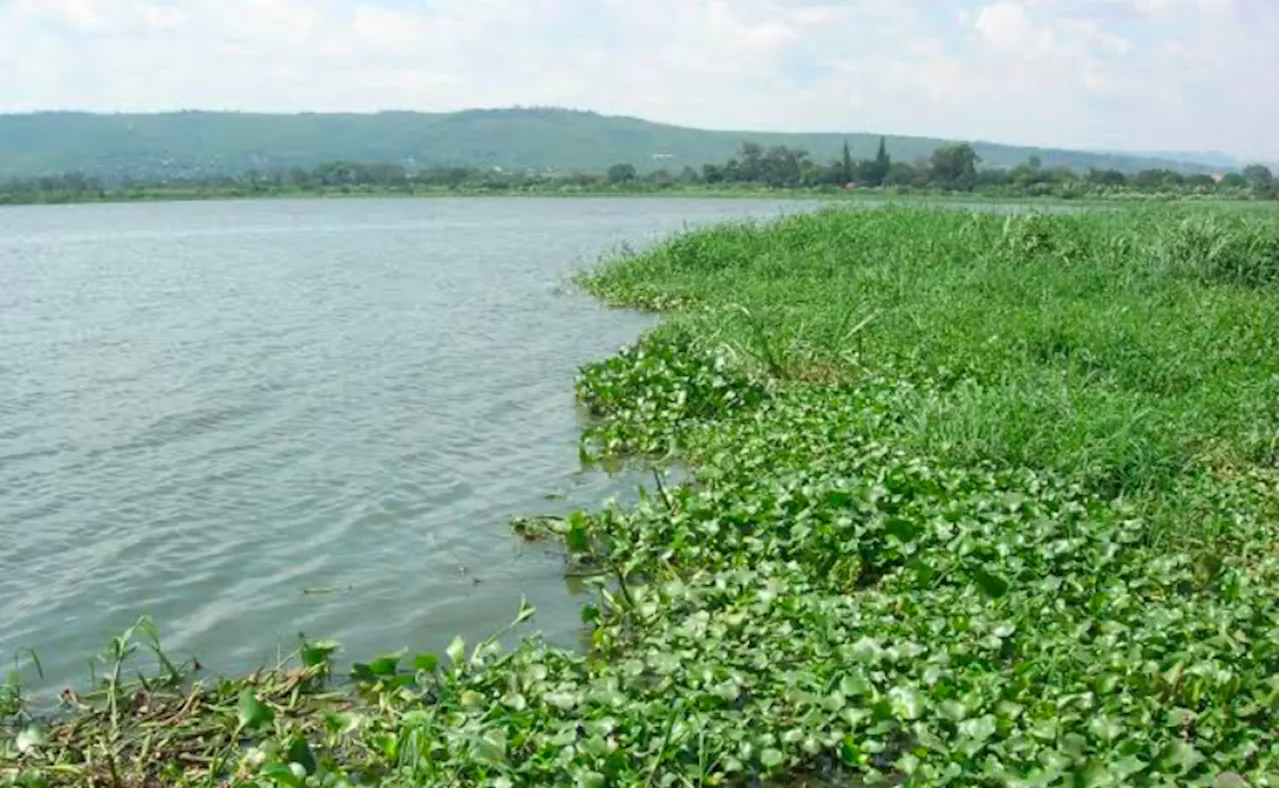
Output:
(3, 204), (1276, 787)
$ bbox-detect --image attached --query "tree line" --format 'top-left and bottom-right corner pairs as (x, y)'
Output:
(680, 140), (1278, 199)
(2, 139), (1277, 204)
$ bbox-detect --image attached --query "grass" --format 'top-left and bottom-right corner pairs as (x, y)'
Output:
(2, 203), (1277, 787)
(581, 206), (1277, 540)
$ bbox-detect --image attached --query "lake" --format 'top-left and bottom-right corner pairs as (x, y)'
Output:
(0, 196), (823, 693)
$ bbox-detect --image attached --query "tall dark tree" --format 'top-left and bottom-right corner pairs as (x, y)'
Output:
(840, 141), (854, 184)
(863, 136), (891, 187)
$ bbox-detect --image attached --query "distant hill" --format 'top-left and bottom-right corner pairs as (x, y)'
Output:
(1106, 150), (1241, 170)
(0, 107), (1227, 182)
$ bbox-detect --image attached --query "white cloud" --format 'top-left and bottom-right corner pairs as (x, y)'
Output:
(0, 0), (1274, 160)
(975, 2), (1062, 59)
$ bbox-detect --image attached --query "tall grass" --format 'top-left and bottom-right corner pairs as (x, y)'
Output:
(583, 204), (1279, 542)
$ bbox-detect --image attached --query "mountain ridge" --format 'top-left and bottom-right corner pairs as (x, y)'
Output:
(0, 107), (1233, 182)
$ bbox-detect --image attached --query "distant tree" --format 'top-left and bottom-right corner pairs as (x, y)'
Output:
(975, 168), (1012, 187)
(606, 163), (637, 184)
(884, 161), (926, 188)
(840, 140), (854, 184)
(1241, 164), (1278, 198)
(759, 145), (808, 187)
(1131, 169), (1165, 189)
(677, 166), (701, 185)
(1241, 164), (1274, 186)
(928, 143), (980, 190)
(1085, 168), (1126, 187)
(736, 142), (765, 182)
(862, 136), (891, 187)
(1045, 166), (1078, 184)
(645, 168), (675, 188)
(810, 159), (844, 186)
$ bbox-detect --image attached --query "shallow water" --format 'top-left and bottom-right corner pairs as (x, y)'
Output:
(0, 196), (832, 692)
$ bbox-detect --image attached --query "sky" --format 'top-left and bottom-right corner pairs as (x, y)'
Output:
(0, 0), (1276, 161)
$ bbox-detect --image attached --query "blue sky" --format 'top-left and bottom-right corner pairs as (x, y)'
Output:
(1, 0), (1275, 161)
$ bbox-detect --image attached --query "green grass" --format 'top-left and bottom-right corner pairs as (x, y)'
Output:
(3, 204), (1276, 787)
(582, 205), (1277, 541)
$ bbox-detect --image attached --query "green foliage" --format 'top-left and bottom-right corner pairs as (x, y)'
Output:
(2, 143), (1274, 204)
(928, 143), (981, 190)
(1150, 213), (1280, 288)
(582, 205), (1278, 505)
(606, 163), (637, 184)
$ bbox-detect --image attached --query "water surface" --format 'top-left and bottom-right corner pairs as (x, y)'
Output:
(0, 196), (821, 692)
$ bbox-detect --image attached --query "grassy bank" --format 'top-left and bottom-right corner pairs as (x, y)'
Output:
(3, 205), (1277, 787)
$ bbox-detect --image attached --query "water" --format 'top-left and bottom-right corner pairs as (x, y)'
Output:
(0, 196), (821, 693)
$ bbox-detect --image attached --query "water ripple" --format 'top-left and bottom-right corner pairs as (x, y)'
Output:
(0, 196), (819, 689)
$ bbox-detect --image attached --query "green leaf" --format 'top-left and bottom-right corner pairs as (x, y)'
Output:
(940, 700), (968, 722)
(1158, 740), (1203, 775)
(374, 653), (404, 675)
(413, 653), (439, 672)
(286, 737), (317, 775)
(884, 517), (922, 542)
(958, 714), (996, 742)
(1075, 758), (1113, 788)
(583, 735), (611, 757)
(850, 636), (880, 663)
(972, 567), (1010, 598)
(299, 639), (340, 670)
(566, 521), (591, 554)
(840, 671), (872, 697)
(760, 747), (785, 769)
(259, 762), (304, 788)
(576, 771), (607, 788)
(501, 691), (527, 711)
(237, 689), (274, 731)
(888, 686), (925, 721)
(473, 728), (507, 764)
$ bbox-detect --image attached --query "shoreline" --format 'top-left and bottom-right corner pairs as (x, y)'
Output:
(1, 185), (1266, 211)
(3, 202), (1276, 786)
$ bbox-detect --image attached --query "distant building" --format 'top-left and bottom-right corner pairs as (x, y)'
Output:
(651, 153), (674, 161)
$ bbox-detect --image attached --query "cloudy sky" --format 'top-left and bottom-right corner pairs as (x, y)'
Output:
(1, 0), (1275, 160)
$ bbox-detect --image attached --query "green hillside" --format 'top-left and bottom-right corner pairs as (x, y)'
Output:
(0, 107), (1225, 182)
